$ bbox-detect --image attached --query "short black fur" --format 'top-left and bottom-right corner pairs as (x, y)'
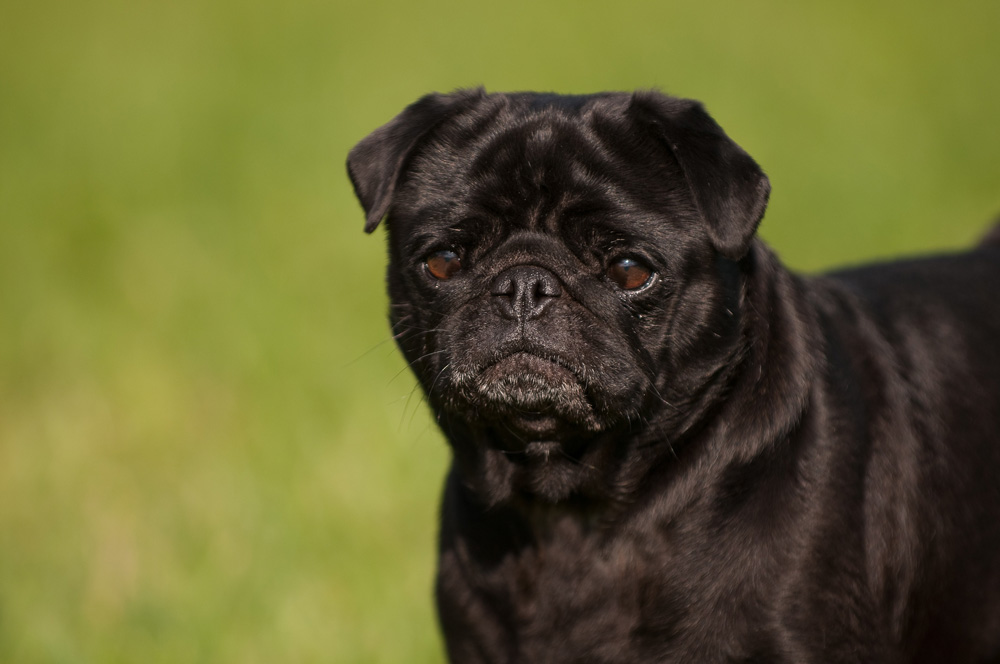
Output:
(347, 89), (1000, 663)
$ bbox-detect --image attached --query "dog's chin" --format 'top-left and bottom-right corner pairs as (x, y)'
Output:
(467, 353), (600, 442)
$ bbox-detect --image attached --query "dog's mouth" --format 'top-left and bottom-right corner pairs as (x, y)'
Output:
(471, 351), (595, 436)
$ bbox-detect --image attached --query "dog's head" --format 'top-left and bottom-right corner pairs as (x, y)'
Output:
(348, 90), (770, 503)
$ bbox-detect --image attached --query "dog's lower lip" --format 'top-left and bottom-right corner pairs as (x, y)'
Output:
(474, 352), (585, 412)
(481, 351), (578, 383)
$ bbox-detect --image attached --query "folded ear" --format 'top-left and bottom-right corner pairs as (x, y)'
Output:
(628, 92), (770, 260)
(347, 89), (485, 233)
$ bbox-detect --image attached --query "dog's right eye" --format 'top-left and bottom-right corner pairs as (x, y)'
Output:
(426, 250), (462, 280)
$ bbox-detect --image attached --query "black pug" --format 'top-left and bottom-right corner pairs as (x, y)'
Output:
(347, 89), (1000, 663)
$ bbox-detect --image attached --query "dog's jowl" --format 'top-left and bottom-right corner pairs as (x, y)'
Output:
(347, 89), (1000, 663)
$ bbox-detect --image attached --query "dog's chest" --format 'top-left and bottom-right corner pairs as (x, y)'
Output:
(442, 508), (778, 663)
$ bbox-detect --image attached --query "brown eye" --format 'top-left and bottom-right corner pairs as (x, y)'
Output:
(426, 250), (462, 280)
(607, 257), (652, 291)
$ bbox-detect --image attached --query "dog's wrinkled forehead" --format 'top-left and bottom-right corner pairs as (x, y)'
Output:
(348, 89), (771, 261)
(396, 95), (677, 234)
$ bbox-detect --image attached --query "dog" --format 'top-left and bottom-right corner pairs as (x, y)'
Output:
(347, 89), (1000, 663)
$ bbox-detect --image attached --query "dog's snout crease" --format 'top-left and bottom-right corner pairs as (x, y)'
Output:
(491, 265), (562, 321)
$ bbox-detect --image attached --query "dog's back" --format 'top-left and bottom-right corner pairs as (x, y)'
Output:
(803, 231), (1000, 660)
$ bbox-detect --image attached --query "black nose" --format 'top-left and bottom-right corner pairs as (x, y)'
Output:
(491, 265), (562, 321)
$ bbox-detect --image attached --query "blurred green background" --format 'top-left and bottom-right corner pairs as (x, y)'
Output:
(1, 0), (998, 661)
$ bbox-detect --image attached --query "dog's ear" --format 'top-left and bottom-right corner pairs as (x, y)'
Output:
(347, 89), (484, 233)
(628, 92), (770, 260)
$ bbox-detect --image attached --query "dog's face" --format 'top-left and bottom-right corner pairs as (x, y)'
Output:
(348, 90), (770, 503)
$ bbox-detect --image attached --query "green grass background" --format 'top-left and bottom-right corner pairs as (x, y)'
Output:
(1, 0), (998, 661)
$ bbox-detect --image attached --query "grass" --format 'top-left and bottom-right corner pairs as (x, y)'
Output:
(1, 0), (998, 661)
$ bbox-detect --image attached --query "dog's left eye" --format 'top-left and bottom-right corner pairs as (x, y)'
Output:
(607, 257), (653, 291)
(426, 250), (462, 280)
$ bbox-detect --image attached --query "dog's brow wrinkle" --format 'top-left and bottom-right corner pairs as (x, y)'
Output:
(527, 125), (554, 146)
